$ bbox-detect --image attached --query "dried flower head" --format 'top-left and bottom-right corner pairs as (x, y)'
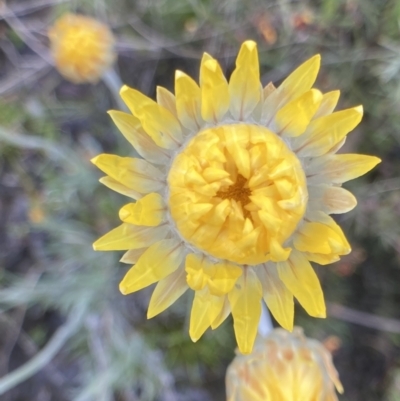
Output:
(48, 13), (116, 84)
(92, 41), (380, 353)
(226, 327), (343, 401)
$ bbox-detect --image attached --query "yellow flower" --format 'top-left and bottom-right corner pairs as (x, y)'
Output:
(92, 41), (380, 354)
(226, 327), (343, 401)
(48, 13), (116, 84)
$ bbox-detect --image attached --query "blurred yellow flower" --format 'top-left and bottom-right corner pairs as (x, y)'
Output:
(226, 327), (343, 401)
(48, 13), (116, 84)
(92, 41), (380, 353)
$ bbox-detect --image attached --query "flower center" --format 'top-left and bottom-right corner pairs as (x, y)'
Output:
(216, 174), (252, 219)
(167, 123), (308, 265)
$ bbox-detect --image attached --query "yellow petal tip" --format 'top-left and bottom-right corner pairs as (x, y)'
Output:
(119, 282), (129, 295)
(119, 84), (130, 96)
(237, 344), (253, 355)
(310, 88), (323, 102)
(364, 156), (382, 172)
(243, 40), (257, 50)
(90, 155), (100, 165)
(307, 54), (321, 70)
(189, 334), (199, 343)
(92, 239), (100, 251)
(337, 383), (345, 394)
(107, 109), (117, 117)
(311, 308), (326, 319)
(354, 105), (363, 115)
(281, 321), (294, 332)
(313, 310), (327, 318)
(118, 207), (130, 221)
(313, 54), (321, 62)
(175, 70), (185, 80)
(204, 59), (218, 72)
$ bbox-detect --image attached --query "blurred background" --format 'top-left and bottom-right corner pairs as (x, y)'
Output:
(0, 0), (398, 400)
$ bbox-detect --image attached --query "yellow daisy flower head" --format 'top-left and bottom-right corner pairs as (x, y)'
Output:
(48, 13), (116, 84)
(226, 327), (343, 401)
(92, 41), (380, 354)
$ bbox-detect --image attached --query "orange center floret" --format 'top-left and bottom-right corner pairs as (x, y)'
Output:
(167, 123), (308, 265)
(216, 174), (252, 219)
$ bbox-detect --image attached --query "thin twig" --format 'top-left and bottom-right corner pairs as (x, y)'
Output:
(85, 315), (113, 401)
(102, 69), (127, 111)
(0, 5), (53, 64)
(0, 0), (69, 20)
(0, 57), (51, 95)
(0, 313), (65, 388)
(327, 302), (400, 333)
(0, 304), (86, 395)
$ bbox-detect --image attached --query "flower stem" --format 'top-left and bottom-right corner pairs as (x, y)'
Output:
(102, 68), (127, 111)
(258, 301), (273, 337)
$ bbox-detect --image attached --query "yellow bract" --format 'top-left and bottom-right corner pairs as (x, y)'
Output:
(168, 123), (308, 265)
(48, 13), (115, 84)
(185, 254), (242, 296)
(229, 41), (261, 120)
(119, 193), (165, 226)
